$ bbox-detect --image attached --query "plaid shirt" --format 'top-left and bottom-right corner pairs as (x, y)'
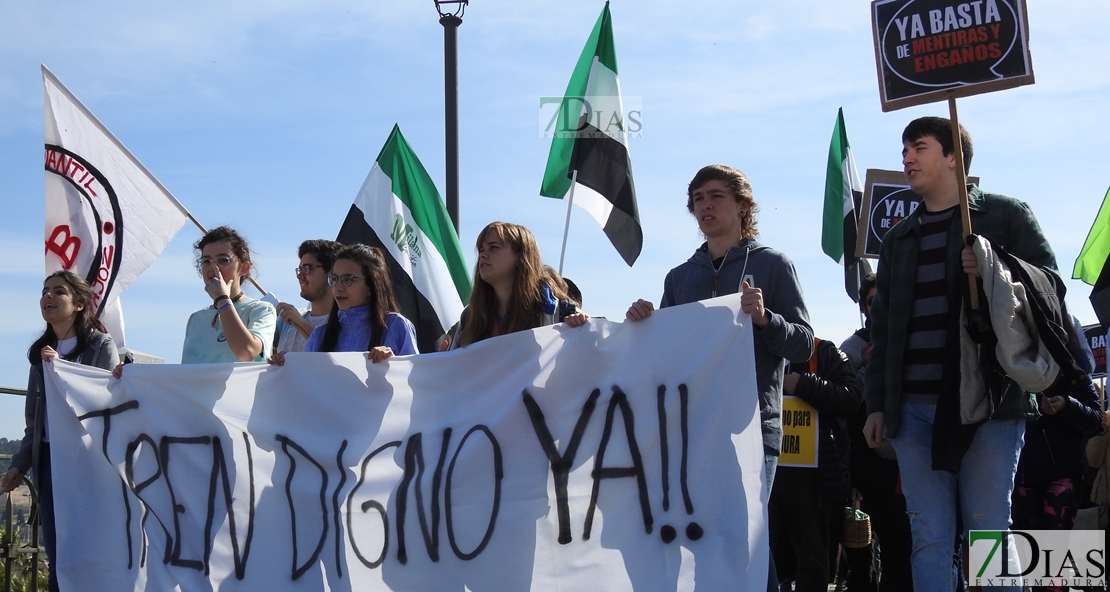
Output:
(865, 186), (1057, 437)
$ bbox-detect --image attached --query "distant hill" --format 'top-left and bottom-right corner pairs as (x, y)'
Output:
(0, 437), (22, 473)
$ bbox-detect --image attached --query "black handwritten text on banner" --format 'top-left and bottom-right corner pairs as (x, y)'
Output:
(45, 296), (767, 591)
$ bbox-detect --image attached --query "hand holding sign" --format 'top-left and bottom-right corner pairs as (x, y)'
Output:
(740, 282), (769, 328)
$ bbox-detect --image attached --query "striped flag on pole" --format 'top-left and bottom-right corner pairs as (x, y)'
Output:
(337, 124), (471, 354)
(821, 108), (869, 302)
(540, 1), (641, 267)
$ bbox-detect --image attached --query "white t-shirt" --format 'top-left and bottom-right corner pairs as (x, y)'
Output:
(275, 309), (329, 353)
(55, 336), (77, 357)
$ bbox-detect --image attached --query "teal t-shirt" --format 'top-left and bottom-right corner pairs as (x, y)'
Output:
(182, 296), (276, 364)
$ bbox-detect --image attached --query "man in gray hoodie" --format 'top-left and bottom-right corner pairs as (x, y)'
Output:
(628, 163), (814, 484)
(628, 164), (813, 591)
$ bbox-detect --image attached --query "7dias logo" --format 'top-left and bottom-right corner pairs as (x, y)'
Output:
(539, 95), (642, 140)
(969, 530), (1105, 588)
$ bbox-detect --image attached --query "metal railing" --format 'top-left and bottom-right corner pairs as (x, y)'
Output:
(2, 388), (45, 592)
(2, 470), (44, 592)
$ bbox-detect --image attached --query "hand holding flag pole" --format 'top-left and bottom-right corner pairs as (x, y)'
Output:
(947, 96), (980, 310)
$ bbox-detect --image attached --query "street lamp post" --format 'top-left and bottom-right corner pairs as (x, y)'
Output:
(434, 0), (467, 233)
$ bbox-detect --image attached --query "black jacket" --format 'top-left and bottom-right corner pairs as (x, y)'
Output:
(787, 339), (863, 502)
(1016, 375), (1104, 485)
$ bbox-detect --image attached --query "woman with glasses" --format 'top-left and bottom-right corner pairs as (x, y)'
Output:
(445, 221), (586, 350)
(182, 226), (276, 363)
(1, 271), (119, 592)
(298, 243), (417, 362)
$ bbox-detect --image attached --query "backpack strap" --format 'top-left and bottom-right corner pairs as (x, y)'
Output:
(807, 337), (822, 375)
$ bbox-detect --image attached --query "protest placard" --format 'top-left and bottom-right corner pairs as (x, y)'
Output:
(856, 169), (980, 258)
(778, 396), (818, 468)
(871, 0), (1034, 112)
(1084, 324), (1106, 379)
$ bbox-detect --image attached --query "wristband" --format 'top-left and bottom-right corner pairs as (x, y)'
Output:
(217, 300), (233, 313)
(214, 294), (231, 304)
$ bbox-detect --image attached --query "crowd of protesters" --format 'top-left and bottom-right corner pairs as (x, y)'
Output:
(4, 115), (1109, 592)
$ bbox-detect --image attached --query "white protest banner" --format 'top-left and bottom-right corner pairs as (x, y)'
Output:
(45, 296), (767, 591)
(43, 66), (191, 346)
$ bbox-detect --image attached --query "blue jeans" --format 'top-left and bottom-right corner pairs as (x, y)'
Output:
(37, 444), (60, 592)
(764, 453), (778, 497)
(890, 403), (1024, 592)
(765, 454), (779, 592)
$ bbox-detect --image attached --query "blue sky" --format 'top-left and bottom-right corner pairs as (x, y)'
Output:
(2, 0), (1108, 439)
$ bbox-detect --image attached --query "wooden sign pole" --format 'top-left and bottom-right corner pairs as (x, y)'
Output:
(947, 95), (979, 310)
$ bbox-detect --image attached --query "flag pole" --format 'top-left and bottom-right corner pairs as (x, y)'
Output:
(947, 96), (979, 310)
(557, 169), (579, 275)
(856, 261), (866, 328)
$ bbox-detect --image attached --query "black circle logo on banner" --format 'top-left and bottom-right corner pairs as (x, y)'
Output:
(869, 186), (921, 245)
(878, 0), (1024, 94)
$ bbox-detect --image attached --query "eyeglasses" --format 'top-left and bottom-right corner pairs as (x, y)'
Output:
(327, 273), (365, 287)
(295, 263), (324, 276)
(196, 256), (237, 272)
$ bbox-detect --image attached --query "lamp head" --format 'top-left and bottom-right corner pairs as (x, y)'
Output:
(434, 0), (467, 19)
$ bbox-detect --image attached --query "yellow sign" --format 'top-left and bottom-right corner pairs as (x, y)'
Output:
(779, 396), (819, 468)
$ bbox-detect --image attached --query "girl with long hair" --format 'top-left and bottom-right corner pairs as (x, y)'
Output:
(182, 226), (276, 363)
(447, 222), (586, 350)
(1, 271), (120, 592)
(271, 244), (417, 364)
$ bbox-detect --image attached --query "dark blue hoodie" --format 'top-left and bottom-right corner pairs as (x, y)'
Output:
(661, 238), (814, 455)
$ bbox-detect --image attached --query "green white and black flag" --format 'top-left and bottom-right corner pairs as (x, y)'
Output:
(337, 124), (471, 353)
(822, 108), (870, 302)
(540, 1), (641, 266)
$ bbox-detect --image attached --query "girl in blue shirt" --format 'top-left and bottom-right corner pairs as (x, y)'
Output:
(273, 244), (417, 364)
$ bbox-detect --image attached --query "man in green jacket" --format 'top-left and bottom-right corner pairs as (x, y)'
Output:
(862, 117), (1055, 592)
